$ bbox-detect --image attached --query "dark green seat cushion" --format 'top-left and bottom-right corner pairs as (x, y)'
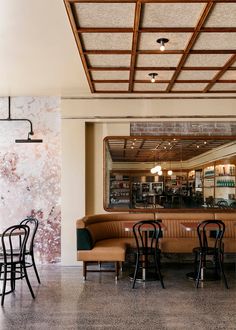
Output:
(77, 228), (94, 250)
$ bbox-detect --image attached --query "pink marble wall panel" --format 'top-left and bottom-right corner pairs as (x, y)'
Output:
(0, 97), (61, 263)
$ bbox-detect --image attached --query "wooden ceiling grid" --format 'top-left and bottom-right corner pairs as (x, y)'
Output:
(107, 137), (234, 161)
(64, 0), (236, 94)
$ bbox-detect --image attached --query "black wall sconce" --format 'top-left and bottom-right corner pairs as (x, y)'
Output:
(0, 97), (43, 143)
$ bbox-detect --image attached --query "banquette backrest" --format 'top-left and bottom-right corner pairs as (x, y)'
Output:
(76, 212), (236, 252)
(160, 212), (214, 238)
(214, 213), (236, 239)
(76, 213), (155, 247)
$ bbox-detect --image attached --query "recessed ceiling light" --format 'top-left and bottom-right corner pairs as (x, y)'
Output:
(156, 38), (169, 51)
(148, 72), (158, 83)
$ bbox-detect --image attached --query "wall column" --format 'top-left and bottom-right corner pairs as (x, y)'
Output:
(61, 119), (85, 265)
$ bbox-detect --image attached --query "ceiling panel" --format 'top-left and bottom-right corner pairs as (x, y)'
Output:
(219, 71), (236, 80)
(87, 54), (131, 67)
(172, 83), (208, 91)
(74, 3), (135, 28)
(185, 54), (232, 67)
(210, 83), (236, 91)
(81, 33), (133, 50)
(91, 71), (130, 80)
(136, 54), (181, 67)
(193, 33), (236, 50)
(141, 3), (205, 28)
(133, 83), (168, 92)
(95, 83), (129, 91)
(178, 71), (218, 80)
(204, 3), (236, 27)
(64, 0), (236, 95)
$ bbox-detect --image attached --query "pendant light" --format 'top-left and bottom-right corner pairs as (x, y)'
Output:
(0, 97), (43, 143)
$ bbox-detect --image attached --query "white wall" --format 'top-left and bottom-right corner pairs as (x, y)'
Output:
(62, 98), (236, 119)
(61, 119), (85, 265)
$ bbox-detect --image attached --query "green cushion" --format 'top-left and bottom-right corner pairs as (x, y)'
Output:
(77, 228), (94, 250)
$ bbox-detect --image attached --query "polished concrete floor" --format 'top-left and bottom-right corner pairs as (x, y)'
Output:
(0, 262), (236, 330)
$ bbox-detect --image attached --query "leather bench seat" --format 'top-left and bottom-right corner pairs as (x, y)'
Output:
(78, 238), (134, 262)
(76, 212), (236, 280)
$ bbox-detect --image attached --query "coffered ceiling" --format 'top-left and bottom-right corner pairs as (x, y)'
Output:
(107, 136), (235, 162)
(64, 0), (236, 95)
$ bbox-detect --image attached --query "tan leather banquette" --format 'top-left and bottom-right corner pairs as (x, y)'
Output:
(76, 212), (236, 279)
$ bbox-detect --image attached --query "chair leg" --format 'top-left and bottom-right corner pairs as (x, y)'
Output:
(218, 253), (229, 289)
(22, 263), (35, 299)
(156, 256), (165, 289)
(193, 252), (198, 276)
(1, 266), (7, 306)
(196, 254), (203, 288)
(31, 254), (41, 284)
(132, 255), (139, 289)
(115, 262), (119, 280)
(10, 264), (16, 291)
(83, 261), (87, 280)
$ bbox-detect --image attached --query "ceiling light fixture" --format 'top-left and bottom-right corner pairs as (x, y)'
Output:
(150, 167), (157, 174)
(0, 97), (43, 143)
(168, 170), (173, 176)
(156, 38), (169, 51)
(148, 72), (158, 83)
(154, 165), (162, 173)
(150, 164), (162, 174)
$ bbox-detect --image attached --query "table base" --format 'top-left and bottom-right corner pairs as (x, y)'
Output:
(129, 270), (161, 282)
(186, 271), (221, 281)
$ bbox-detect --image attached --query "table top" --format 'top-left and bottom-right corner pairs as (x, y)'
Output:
(123, 221), (166, 232)
(0, 230), (24, 237)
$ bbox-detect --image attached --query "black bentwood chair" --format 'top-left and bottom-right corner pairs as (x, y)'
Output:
(132, 220), (165, 289)
(193, 220), (228, 289)
(19, 217), (40, 284)
(0, 225), (35, 305)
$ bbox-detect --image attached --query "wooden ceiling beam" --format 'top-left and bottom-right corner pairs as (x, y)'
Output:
(129, 1), (142, 92)
(140, 0), (236, 3)
(203, 54), (236, 92)
(78, 27), (236, 33)
(95, 88), (236, 93)
(64, 1), (94, 92)
(78, 28), (133, 33)
(94, 79), (236, 83)
(84, 50), (132, 54)
(140, 27), (236, 33)
(68, 0), (236, 3)
(166, 1), (216, 93)
(89, 66), (236, 71)
(85, 49), (236, 55)
(88, 67), (130, 71)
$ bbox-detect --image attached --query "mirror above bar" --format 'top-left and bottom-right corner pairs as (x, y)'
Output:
(104, 136), (236, 212)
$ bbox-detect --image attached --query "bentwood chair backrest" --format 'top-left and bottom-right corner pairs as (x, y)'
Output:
(1, 224), (29, 264)
(133, 220), (162, 254)
(20, 217), (38, 254)
(197, 220), (225, 252)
